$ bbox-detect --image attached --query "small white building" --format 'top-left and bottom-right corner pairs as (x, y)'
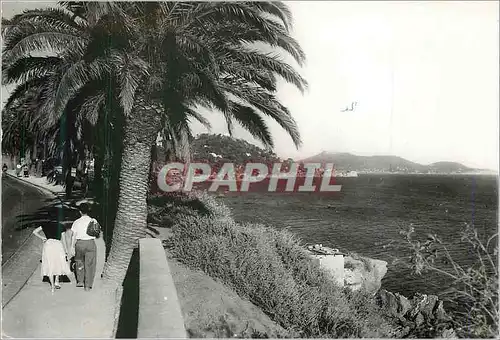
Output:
(306, 244), (345, 287)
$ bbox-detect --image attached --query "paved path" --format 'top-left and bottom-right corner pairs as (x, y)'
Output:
(2, 173), (118, 338)
(2, 269), (118, 338)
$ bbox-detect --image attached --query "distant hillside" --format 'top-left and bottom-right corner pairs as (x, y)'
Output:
(427, 162), (472, 173)
(191, 133), (280, 165)
(301, 151), (475, 174)
(159, 134), (487, 174)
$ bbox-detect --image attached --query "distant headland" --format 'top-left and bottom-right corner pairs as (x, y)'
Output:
(163, 134), (497, 176)
(301, 151), (497, 175)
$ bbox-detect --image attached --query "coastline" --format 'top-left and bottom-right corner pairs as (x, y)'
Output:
(357, 171), (498, 176)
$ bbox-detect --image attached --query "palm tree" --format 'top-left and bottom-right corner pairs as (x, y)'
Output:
(2, 67), (95, 192)
(2, 1), (307, 285)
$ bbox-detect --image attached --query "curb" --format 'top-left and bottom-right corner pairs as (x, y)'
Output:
(2, 251), (40, 308)
(4, 172), (64, 196)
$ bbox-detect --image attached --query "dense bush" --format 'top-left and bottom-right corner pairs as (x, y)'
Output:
(151, 192), (396, 338)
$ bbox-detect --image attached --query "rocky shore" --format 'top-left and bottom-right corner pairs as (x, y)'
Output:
(376, 289), (456, 338)
(312, 250), (456, 338)
(343, 254), (387, 294)
(347, 255), (456, 337)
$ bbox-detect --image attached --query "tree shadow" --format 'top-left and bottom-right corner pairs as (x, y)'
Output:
(116, 248), (139, 338)
(13, 196), (88, 232)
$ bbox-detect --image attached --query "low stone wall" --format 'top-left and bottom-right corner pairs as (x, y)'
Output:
(137, 238), (187, 338)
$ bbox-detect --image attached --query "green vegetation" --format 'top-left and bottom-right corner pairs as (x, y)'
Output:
(168, 255), (289, 338)
(149, 192), (396, 338)
(390, 225), (499, 338)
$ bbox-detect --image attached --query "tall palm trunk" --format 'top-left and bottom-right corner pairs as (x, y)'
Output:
(43, 138), (47, 160)
(103, 99), (160, 285)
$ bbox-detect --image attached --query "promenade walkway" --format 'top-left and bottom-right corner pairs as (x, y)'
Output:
(2, 173), (118, 338)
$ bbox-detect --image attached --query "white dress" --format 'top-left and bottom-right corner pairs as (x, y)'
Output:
(41, 239), (71, 277)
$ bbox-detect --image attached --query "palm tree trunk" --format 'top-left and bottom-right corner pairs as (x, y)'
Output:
(43, 138), (47, 160)
(103, 100), (160, 285)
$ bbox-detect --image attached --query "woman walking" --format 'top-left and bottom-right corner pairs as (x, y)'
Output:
(32, 223), (72, 293)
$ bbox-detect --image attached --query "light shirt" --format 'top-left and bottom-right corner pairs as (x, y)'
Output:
(71, 215), (96, 240)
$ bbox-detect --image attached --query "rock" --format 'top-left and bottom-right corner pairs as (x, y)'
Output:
(376, 290), (411, 318)
(376, 290), (455, 338)
(439, 328), (457, 338)
(343, 255), (388, 295)
(398, 293), (412, 316)
(435, 301), (451, 322)
(415, 313), (425, 327)
(344, 268), (363, 291)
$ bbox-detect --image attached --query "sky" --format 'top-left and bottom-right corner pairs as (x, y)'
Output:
(1, 1), (499, 170)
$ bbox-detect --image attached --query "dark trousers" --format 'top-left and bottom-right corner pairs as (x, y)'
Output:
(75, 239), (97, 288)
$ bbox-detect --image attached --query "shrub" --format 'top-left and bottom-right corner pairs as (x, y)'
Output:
(387, 224), (498, 338)
(152, 192), (397, 338)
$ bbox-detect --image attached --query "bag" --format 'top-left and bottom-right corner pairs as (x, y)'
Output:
(69, 256), (76, 272)
(86, 218), (101, 238)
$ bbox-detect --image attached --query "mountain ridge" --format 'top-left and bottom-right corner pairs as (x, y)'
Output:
(186, 135), (494, 174)
(300, 151), (491, 174)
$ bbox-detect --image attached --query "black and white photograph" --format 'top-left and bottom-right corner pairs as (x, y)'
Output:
(1, 1), (498, 338)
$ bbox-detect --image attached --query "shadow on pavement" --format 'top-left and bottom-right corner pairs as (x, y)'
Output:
(14, 196), (96, 232)
(116, 248), (140, 338)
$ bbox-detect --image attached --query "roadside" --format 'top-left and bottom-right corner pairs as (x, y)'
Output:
(5, 170), (65, 195)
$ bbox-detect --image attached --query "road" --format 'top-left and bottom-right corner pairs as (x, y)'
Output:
(2, 175), (53, 264)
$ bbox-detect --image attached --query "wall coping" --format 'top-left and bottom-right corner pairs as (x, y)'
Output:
(138, 238), (187, 338)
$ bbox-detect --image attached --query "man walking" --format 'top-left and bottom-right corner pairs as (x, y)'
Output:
(70, 203), (98, 290)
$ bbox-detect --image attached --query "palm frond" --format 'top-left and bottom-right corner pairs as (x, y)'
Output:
(79, 92), (106, 125)
(185, 107), (212, 131)
(223, 82), (302, 148)
(111, 52), (149, 115)
(228, 101), (274, 148)
(3, 29), (86, 65)
(2, 56), (63, 84)
(53, 59), (109, 120)
(7, 7), (85, 32)
(247, 1), (294, 31)
(220, 47), (308, 93)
